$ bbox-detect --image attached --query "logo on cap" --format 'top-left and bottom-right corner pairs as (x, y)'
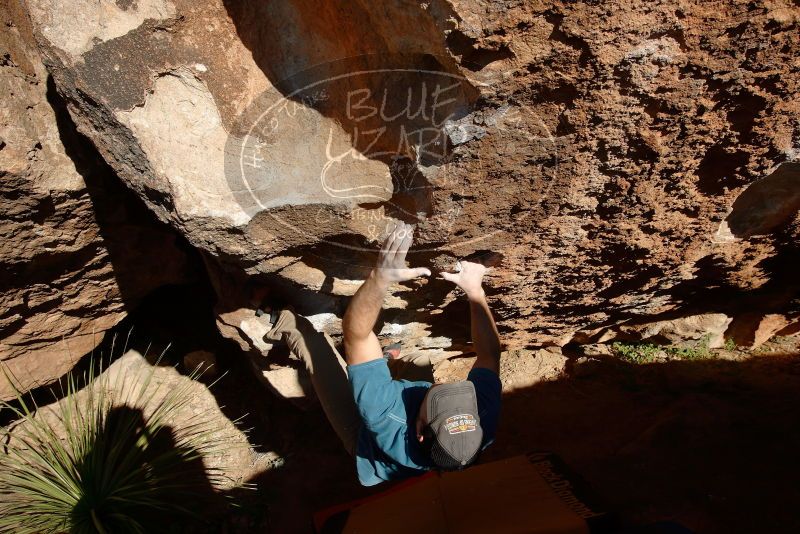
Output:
(445, 414), (477, 435)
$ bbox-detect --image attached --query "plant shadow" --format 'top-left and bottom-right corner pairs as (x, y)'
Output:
(75, 405), (223, 532)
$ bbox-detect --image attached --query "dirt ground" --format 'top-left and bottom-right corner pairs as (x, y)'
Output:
(36, 284), (798, 534)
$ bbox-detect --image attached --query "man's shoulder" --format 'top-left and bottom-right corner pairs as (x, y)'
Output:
(467, 367), (502, 445)
(349, 359), (432, 391)
(348, 357), (391, 375)
(349, 359), (431, 424)
(467, 368), (502, 407)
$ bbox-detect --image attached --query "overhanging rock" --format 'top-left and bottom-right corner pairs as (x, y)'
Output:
(23, 0), (800, 397)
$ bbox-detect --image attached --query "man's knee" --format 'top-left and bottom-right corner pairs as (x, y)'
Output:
(266, 309), (299, 340)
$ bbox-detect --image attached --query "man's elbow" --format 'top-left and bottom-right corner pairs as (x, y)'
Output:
(342, 315), (362, 349)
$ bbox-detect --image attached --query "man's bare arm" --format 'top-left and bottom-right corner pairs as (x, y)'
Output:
(342, 271), (388, 366)
(343, 223), (431, 366)
(466, 289), (501, 373)
(441, 262), (501, 373)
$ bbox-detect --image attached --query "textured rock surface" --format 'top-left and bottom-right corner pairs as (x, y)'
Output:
(0, 0), (194, 398)
(20, 0), (800, 387)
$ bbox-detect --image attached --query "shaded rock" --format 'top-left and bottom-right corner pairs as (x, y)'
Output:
(183, 349), (218, 378)
(715, 162), (800, 242)
(579, 344), (614, 357)
(572, 356), (603, 378)
(727, 313), (793, 349)
(777, 320), (800, 338)
(0, 0), (194, 399)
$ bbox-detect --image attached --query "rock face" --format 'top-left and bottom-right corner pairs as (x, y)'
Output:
(0, 0), (194, 399)
(15, 0), (800, 390)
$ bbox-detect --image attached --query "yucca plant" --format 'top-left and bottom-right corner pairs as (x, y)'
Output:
(0, 348), (229, 534)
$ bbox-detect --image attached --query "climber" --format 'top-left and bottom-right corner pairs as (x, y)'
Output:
(261, 222), (501, 486)
(342, 221), (502, 485)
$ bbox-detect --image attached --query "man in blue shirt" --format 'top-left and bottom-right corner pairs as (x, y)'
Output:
(261, 222), (501, 486)
(342, 222), (502, 485)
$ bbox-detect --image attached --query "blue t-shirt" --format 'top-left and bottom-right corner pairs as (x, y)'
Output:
(348, 358), (501, 486)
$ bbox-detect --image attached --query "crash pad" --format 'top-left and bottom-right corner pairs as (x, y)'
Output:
(314, 453), (613, 533)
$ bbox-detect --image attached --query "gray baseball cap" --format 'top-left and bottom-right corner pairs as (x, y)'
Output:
(425, 381), (483, 470)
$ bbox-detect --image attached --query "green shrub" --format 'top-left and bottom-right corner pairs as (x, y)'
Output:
(612, 335), (713, 364)
(670, 334), (712, 361)
(611, 341), (662, 364)
(0, 356), (227, 534)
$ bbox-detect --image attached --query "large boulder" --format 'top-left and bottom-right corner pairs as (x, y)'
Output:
(0, 0), (194, 399)
(21, 0), (800, 377)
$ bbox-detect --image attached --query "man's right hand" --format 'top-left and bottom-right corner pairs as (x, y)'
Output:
(440, 260), (488, 299)
(374, 222), (431, 284)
